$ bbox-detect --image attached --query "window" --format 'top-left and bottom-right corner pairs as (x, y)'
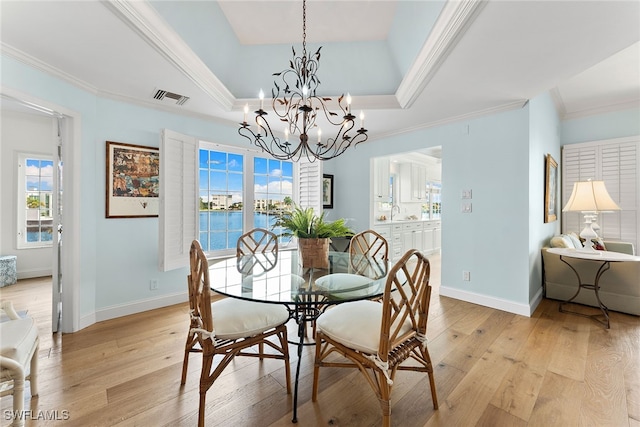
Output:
(198, 148), (244, 252)
(18, 154), (54, 248)
(159, 129), (321, 271)
(562, 137), (639, 250)
(197, 143), (294, 255)
(253, 157), (294, 238)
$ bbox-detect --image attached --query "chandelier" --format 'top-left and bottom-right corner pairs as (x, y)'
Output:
(238, 0), (368, 162)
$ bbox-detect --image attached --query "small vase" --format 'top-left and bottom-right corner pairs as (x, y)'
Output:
(298, 238), (330, 269)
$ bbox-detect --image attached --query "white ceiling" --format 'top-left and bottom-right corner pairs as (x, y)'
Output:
(1, 0), (638, 144)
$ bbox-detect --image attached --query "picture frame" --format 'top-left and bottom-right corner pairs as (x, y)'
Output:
(106, 141), (160, 218)
(322, 174), (334, 209)
(544, 153), (558, 223)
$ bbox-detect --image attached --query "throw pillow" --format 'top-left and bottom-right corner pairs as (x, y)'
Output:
(577, 236), (607, 250)
(550, 235), (572, 248)
(567, 232), (583, 249)
(591, 237), (607, 251)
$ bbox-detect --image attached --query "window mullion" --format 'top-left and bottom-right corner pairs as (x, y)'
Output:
(243, 154), (255, 233)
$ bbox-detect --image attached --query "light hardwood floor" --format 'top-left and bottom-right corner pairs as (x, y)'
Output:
(1, 254), (639, 426)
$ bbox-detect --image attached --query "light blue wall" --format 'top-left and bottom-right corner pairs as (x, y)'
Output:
(325, 106), (535, 307)
(1, 54), (251, 318)
(2, 55), (100, 319)
(388, 1), (446, 77)
(93, 98), (245, 309)
(528, 93), (561, 302)
(562, 108), (640, 145)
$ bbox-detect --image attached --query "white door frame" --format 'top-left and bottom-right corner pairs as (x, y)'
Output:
(1, 86), (81, 333)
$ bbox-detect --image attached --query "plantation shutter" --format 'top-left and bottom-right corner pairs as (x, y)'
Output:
(297, 158), (322, 212)
(561, 137), (639, 250)
(159, 129), (198, 271)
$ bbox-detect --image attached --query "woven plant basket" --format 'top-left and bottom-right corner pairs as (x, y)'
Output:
(298, 238), (330, 269)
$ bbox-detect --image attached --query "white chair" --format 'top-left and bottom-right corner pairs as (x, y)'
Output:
(0, 301), (39, 427)
(312, 249), (438, 427)
(181, 240), (291, 427)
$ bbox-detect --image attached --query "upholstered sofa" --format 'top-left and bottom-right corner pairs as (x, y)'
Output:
(542, 234), (640, 316)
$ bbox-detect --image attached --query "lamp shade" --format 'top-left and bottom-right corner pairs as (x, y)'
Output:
(562, 180), (621, 212)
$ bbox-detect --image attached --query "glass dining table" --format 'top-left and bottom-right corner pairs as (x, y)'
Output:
(208, 249), (389, 423)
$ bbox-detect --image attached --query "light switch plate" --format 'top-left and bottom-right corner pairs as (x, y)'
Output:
(461, 189), (472, 199)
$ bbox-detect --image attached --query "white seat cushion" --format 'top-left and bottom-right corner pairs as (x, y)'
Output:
(0, 317), (39, 366)
(316, 300), (412, 354)
(211, 298), (289, 340)
(315, 273), (383, 300)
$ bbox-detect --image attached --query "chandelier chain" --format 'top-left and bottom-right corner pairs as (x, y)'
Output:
(302, 0), (307, 58)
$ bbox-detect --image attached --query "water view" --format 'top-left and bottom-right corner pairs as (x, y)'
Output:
(199, 211), (284, 251)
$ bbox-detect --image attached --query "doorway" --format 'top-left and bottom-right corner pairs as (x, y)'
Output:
(370, 147), (442, 262)
(1, 91), (79, 333)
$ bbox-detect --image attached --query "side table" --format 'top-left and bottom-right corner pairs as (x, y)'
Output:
(546, 248), (640, 328)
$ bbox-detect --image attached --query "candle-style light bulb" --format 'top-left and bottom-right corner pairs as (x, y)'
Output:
(317, 127), (322, 142)
(258, 89), (264, 110)
(244, 103), (249, 122)
(257, 117), (264, 134)
(302, 86), (308, 103)
(346, 93), (352, 114)
(284, 127), (289, 142)
(360, 111), (365, 128)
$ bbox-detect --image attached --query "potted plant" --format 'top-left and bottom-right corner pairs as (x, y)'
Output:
(274, 205), (354, 268)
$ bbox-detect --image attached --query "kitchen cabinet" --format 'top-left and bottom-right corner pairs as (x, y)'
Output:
(373, 157), (391, 200)
(411, 164), (427, 201)
(423, 227), (434, 253)
(434, 225), (441, 251)
(375, 220), (440, 261)
(401, 222), (424, 253)
(399, 163), (427, 202)
(423, 220), (441, 254)
(391, 224), (403, 260)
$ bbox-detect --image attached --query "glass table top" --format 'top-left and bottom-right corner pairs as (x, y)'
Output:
(208, 250), (389, 306)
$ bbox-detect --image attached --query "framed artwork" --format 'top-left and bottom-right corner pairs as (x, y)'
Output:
(106, 141), (160, 218)
(322, 174), (334, 209)
(544, 153), (558, 223)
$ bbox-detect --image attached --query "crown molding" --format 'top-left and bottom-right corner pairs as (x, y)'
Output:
(1, 43), (99, 95)
(396, 0), (487, 109)
(550, 85), (639, 120)
(104, 0), (235, 111)
(561, 99), (640, 121)
(367, 99), (526, 142)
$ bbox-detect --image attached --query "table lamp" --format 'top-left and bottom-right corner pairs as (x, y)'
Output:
(562, 180), (620, 250)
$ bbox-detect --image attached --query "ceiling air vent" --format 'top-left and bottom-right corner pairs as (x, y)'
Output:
(153, 89), (190, 106)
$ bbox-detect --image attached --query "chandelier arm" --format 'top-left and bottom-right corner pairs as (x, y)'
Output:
(315, 121), (355, 158)
(310, 96), (347, 126)
(239, 117), (297, 161)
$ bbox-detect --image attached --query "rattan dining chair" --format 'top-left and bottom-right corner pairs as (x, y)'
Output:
(236, 227), (279, 257)
(181, 240), (291, 427)
(348, 229), (389, 278)
(312, 249), (438, 427)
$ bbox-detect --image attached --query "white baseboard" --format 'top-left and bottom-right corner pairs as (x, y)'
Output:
(79, 291), (189, 328)
(17, 269), (52, 280)
(439, 285), (543, 317)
